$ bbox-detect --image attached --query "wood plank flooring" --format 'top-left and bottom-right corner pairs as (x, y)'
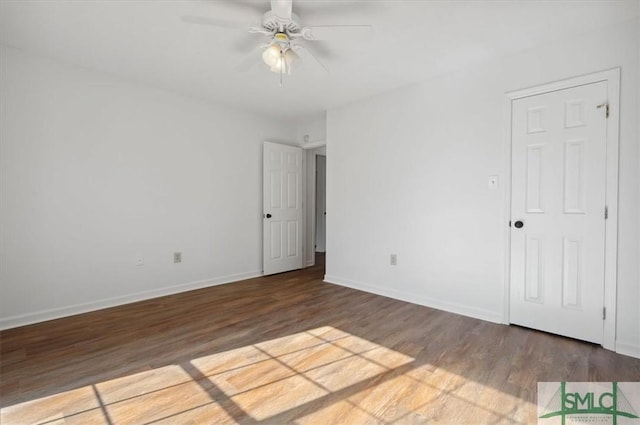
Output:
(2, 255), (639, 424)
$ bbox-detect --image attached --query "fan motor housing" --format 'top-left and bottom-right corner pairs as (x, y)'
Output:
(262, 11), (301, 34)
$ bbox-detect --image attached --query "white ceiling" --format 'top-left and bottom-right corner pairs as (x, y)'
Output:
(1, 0), (637, 121)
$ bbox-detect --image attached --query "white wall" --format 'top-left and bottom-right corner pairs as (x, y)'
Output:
(0, 46), (296, 328)
(326, 19), (640, 356)
(295, 111), (327, 146)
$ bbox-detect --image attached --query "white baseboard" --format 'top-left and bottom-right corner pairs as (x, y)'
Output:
(0, 270), (262, 330)
(324, 276), (639, 359)
(305, 259), (315, 267)
(616, 339), (640, 359)
(323, 275), (503, 324)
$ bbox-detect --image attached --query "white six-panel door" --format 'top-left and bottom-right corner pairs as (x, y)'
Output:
(510, 81), (608, 344)
(263, 142), (303, 276)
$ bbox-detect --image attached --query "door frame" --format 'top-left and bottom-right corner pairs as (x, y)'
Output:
(304, 144), (327, 267)
(314, 154), (327, 253)
(503, 68), (620, 351)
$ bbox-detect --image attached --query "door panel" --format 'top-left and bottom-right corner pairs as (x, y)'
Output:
(510, 81), (608, 344)
(263, 142), (303, 275)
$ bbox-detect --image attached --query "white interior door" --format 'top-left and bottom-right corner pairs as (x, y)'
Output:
(510, 81), (608, 344)
(263, 141), (303, 275)
(315, 155), (326, 253)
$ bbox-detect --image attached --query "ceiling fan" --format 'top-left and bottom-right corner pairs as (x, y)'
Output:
(182, 0), (374, 83)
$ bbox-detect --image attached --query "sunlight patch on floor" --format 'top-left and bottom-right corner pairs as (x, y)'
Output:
(0, 325), (535, 424)
(190, 326), (415, 421)
(96, 365), (191, 405)
(0, 385), (101, 425)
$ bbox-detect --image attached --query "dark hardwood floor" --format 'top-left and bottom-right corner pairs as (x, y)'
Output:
(1, 254), (639, 424)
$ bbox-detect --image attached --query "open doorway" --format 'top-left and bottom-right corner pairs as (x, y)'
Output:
(304, 146), (326, 272)
(315, 154), (326, 269)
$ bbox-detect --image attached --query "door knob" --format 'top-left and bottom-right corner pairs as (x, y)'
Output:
(265, 213), (272, 219)
(514, 220), (524, 229)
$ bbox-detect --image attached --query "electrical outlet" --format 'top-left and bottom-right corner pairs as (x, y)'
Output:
(173, 252), (182, 264)
(390, 254), (397, 266)
(136, 257), (144, 266)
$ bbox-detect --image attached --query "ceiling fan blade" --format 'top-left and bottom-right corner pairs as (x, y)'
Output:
(301, 25), (374, 41)
(271, 0), (293, 20)
(292, 45), (329, 74)
(181, 15), (249, 30)
(234, 44), (270, 73)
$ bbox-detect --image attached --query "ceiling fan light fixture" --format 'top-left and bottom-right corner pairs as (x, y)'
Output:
(283, 48), (299, 71)
(184, 0), (373, 77)
(261, 32), (300, 76)
(269, 55), (289, 74)
(263, 45), (298, 75)
(268, 51), (287, 74)
(262, 44), (282, 69)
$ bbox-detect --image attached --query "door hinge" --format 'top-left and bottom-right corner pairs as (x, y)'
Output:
(603, 307), (606, 320)
(604, 206), (608, 220)
(597, 102), (610, 118)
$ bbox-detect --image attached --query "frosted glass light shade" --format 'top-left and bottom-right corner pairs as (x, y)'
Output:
(262, 44), (281, 68)
(262, 44), (299, 74)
